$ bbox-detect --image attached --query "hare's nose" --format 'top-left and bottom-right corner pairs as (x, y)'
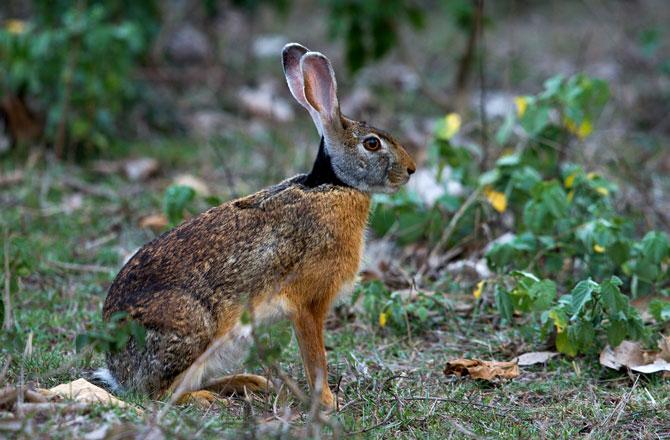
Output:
(407, 165), (416, 175)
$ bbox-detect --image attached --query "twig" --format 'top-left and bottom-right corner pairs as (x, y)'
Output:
(15, 402), (89, 414)
(54, 2), (83, 159)
(47, 260), (113, 274)
(348, 403), (397, 434)
(417, 188), (482, 281)
(0, 170), (24, 187)
(3, 229), (13, 331)
(0, 355), (11, 385)
(61, 175), (117, 200)
(586, 374), (639, 438)
(476, 0), (489, 166)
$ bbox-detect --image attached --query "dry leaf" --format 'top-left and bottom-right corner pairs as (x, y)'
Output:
(42, 378), (130, 408)
(444, 358), (519, 381)
(599, 339), (670, 374)
(513, 351), (558, 366)
(139, 213), (168, 231)
(173, 174), (211, 197)
(658, 335), (670, 361)
(599, 341), (645, 370)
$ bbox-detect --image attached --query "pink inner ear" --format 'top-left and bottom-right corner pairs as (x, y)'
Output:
(282, 45), (310, 109)
(302, 54), (338, 122)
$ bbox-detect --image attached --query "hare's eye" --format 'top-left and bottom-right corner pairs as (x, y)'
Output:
(363, 136), (381, 152)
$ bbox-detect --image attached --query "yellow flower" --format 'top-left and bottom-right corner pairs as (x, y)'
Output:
(438, 113), (461, 140)
(586, 172), (598, 180)
(567, 190), (575, 203)
(514, 96), (528, 117)
(548, 310), (566, 333)
(593, 244), (605, 253)
(565, 118), (593, 139)
(595, 187), (609, 197)
(379, 311), (388, 328)
(564, 172), (577, 189)
(576, 120), (593, 139)
(5, 19), (26, 35)
(484, 187), (507, 213)
(473, 280), (485, 300)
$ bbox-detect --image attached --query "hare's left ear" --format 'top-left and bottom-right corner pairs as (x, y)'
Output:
(282, 43), (323, 136)
(300, 52), (341, 132)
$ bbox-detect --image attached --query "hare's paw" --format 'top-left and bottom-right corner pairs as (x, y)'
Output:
(320, 387), (337, 412)
(206, 373), (273, 395)
(177, 390), (226, 408)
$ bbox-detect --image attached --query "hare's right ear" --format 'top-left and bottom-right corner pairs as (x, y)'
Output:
(282, 43), (323, 136)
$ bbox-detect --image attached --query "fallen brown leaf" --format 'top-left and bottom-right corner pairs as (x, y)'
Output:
(37, 379), (143, 414)
(139, 213), (168, 231)
(513, 351), (558, 366)
(600, 338), (670, 374)
(444, 358), (519, 381)
(42, 378), (130, 407)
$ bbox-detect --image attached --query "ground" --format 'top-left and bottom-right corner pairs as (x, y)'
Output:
(1, 139), (668, 439)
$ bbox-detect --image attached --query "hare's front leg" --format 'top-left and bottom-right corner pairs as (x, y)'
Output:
(292, 302), (336, 409)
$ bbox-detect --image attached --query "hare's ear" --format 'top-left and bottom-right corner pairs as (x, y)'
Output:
(300, 52), (341, 131)
(282, 43), (323, 135)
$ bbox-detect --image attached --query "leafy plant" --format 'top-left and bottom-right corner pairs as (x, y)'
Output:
(325, 0), (424, 72)
(75, 312), (146, 354)
(0, 2), (154, 156)
(495, 273), (647, 356)
(370, 72), (668, 356)
(353, 281), (442, 335)
(163, 184), (196, 226)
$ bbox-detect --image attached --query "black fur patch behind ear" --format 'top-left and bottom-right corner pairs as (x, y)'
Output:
(301, 138), (347, 188)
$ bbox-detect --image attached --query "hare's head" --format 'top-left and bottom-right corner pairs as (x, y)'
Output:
(282, 43), (416, 193)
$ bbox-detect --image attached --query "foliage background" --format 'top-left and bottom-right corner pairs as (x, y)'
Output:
(1, 0), (670, 437)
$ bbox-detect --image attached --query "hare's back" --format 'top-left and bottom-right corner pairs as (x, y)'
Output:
(104, 177), (368, 319)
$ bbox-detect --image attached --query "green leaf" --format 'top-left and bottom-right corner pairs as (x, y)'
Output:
(75, 334), (90, 353)
(649, 299), (670, 323)
(528, 279), (557, 311)
(600, 276), (628, 317)
(519, 103), (549, 136)
(163, 184), (196, 225)
(495, 112), (515, 144)
(570, 279), (599, 319)
(606, 319), (627, 347)
(495, 285), (514, 323)
(641, 231), (669, 264)
(556, 329), (577, 357)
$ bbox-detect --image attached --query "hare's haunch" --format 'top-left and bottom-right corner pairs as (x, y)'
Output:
(99, 43), (416, 409)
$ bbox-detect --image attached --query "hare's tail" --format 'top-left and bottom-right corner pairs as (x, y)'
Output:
(90, 367), (123, 394)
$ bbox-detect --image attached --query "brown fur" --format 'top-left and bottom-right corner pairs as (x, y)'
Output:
(102, 176), (370, 405)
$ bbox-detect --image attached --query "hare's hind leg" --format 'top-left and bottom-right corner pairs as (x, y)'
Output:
(106, 289), (215, 398)
(205, 373), (273, 395)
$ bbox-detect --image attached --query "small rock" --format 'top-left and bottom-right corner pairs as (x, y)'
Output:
(187, 110), (231, 138)
(341, 87), (373, 117)
(62, 193), (84, 214)
(166, 25), (211, 63)
(124, 158), (159, 182)
(239, 82), (294, 122)
(173, 174), (211, 197)
(252, 34), (288, 58)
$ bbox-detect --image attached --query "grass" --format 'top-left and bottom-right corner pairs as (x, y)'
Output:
(1, 142), (669, 439)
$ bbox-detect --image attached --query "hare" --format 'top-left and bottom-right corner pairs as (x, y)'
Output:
(98, 43), (416, 409)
